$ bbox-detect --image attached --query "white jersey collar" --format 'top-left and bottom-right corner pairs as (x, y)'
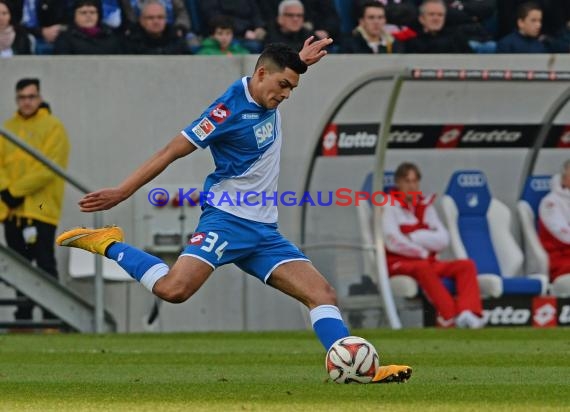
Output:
(242, 76), (261, 107)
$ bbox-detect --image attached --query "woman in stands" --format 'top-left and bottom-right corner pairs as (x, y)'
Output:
(53, 0), (122, 54)
(0, 0), (32, 57)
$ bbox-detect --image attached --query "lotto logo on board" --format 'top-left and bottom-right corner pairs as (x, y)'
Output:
(210, 103), (231, 123)
(321, 124), (338, 156)
(437, 125), (463, 148)
(532, 297), (557, 327)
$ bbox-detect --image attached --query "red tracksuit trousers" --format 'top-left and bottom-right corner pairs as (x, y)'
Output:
(388, 258), (482, 320)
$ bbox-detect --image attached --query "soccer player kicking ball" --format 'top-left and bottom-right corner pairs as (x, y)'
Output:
(57, 38), (411, 383)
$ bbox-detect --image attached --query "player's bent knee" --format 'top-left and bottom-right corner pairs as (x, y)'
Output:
(325, 284), (338, 304)
(161, 290), (191, 304)
(311, 283), (338, 307)
(153, 282), (194, 304)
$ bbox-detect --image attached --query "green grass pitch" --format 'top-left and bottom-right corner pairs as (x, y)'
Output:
(0, 328), (569, 412)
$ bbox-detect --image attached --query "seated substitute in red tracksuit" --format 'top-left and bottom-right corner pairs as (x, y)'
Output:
(539, 169), (570, 282)
(381, 162), (483, 328)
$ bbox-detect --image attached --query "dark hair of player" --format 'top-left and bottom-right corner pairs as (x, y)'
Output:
(255, 43), (308, 75)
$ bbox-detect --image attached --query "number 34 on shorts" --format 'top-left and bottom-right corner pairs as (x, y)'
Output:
(189, 231), (228, 261)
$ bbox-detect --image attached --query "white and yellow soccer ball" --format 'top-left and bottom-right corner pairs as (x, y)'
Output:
(325, 336), (380, 384)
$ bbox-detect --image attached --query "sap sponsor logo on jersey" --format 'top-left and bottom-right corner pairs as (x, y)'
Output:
(210, 103), (231, 123)
(192, 117), (216, 141)
(457, 173), (486, 188)
(253, 113), (276, 149)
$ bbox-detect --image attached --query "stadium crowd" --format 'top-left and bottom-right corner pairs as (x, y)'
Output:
(1, 0), (570, 56)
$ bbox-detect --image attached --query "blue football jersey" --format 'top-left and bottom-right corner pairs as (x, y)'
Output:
(182, 77), (282, 223)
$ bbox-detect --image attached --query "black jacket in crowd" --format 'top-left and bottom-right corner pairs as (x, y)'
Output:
(10, 25), (32, 54)
(443, 0), (496, 42)
(265, 24), (315, 52)
(122, 24), (188, 54)
(53, 25), (123, 54)
(7, 0), (67, 36)
(198, 0), (265, 37)
(403, 27), (473, 53)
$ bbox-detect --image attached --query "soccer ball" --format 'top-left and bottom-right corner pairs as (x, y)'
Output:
(325, 336), (379, 384)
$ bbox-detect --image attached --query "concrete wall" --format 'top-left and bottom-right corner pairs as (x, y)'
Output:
(1, 54), (570, 331)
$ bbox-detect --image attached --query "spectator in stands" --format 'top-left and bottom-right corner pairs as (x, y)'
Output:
(299, 0), (340, 40)
(353, 0), (418, 42)
(341, 2), (401, 53)
(265, 0), (315, 52)
(382, 162), (483, 328)
(0, 0), (32, 56)
(0, 78), (70, 323)
(497, 0), (569, 39)
(197, 15), (248, 55)
(401, 0), (472, 53)
(257, 0), (340, 41)
(497, 1), (567, 52)
(15, 0), (67, 54)
(122, 0), (188, 54)
(538, 160), (570, 283)
(353, 0), (418, 28)
(442, 0), (497, 53)
(123, 0), (191, 37)
(496, 2), (547, 53)
(53, 0), (122, 54)
(198, 0), (265, 53)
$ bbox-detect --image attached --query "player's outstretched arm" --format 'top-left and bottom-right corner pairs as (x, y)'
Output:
(299, 36), (333, 66)
(78, 133), (196, 212)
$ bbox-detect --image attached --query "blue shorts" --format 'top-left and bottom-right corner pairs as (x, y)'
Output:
(181, 206), (309, 283)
